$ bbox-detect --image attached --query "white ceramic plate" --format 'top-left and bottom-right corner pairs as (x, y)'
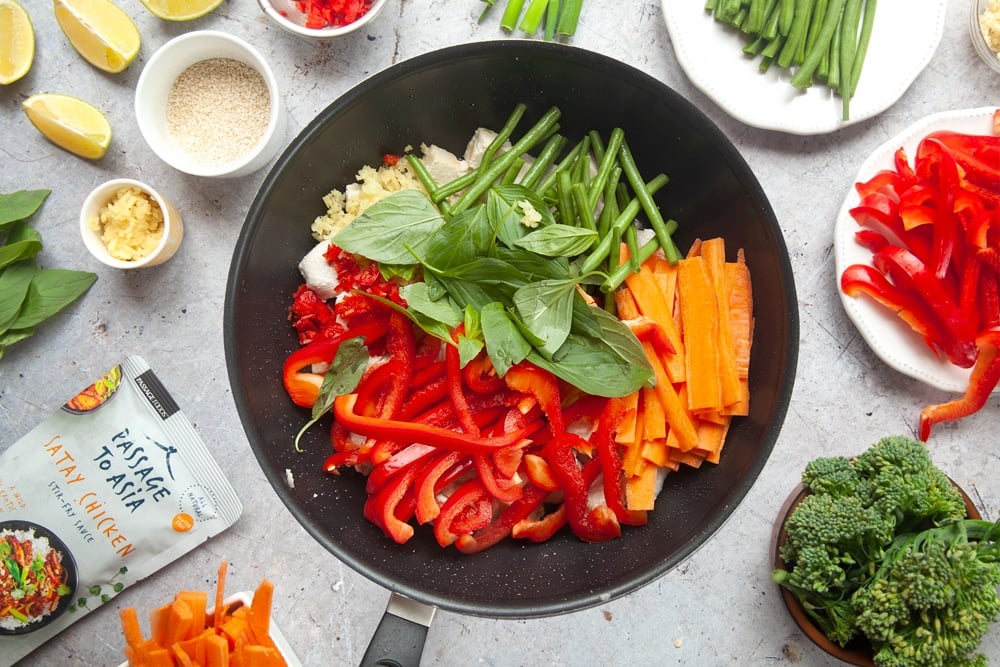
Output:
(662, 0), (948, 135)
(116, 591), (300, 667)
(833, 107), (998, 393)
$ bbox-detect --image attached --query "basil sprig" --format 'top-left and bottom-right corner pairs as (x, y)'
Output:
(0, 189), (98, 360)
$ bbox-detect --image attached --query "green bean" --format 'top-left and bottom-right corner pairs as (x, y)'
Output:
(578, 174), (669, 275)
(848, 0), (877, 98)
(451, 106), (560, 214)
(838, 0), (862, 120)
(777, 0), (813, 69)
(595, 167), (621, 238)
(586, 128), (624, 215)
(601, 236), (661, 293)
(502, 158), (525, 185)
(556, 170), (575, 227)
(617, 139), (677, 262)
(479, 103), (527, 172)
(790, 0), (845, 89)
(536, 137), (586, 196)
(518, 133), (566, 190)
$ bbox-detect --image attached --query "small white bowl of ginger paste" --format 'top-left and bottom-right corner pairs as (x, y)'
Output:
(80, 179), (183, 269)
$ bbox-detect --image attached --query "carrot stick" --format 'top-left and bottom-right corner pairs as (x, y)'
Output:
(623, 259), (686, 382)
(613, 390), (640, 445)
(249, 579), (275, 648)
(677, 256), (722, 413)
(213, 561), (229, 631)
(701, 238), (742, 408)
(641, 386), (666, 440)
(641, 340), (699, 451)
(120, 606), (145, 650)
(164, 598), (195, 647)
(625, 460), (659, 510)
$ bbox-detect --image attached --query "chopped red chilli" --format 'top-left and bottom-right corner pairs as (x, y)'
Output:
(290, 0), (374, 29)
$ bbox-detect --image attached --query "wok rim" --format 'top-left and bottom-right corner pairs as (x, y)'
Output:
(224, 39), (800, 619)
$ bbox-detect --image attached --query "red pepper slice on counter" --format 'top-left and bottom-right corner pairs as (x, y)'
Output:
(841, 264), (977, 368)
(333, 394), (537, 455)
(919, 327), (1000, 441)
(282, 320), (388, 408)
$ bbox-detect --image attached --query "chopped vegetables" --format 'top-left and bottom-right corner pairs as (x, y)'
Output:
(291, 0), (373, 29)
(118, 562), (286, 667)
(283, 104), (755, 551)
(839, 113), (1000, 439)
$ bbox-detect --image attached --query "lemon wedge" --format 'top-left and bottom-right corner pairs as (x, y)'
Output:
(0, 0), (34, 85)
(22, 93), (112, 159)
(139, 0), (223, 21)
(53, 0), (140, 73)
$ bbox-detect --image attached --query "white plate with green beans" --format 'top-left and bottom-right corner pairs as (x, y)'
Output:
(663, 0), (947, 134)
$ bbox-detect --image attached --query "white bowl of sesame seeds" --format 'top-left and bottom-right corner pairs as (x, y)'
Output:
(135, 31), (288, 178)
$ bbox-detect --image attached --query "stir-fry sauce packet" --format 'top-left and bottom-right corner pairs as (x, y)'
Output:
(0, 355), (242, 665)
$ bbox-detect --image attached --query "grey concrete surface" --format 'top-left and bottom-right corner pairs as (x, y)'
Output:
(1, 0), (998, 665)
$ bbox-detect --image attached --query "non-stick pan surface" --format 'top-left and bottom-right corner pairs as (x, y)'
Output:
(224, 40), (798, 619)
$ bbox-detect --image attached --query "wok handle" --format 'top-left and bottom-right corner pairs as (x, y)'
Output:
(359, 592), (436, 667)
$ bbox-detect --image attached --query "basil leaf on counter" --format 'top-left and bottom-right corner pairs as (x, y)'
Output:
(10, 268), (97, 329)
(0, 261), (37, 336)
(333, 190), (445, 265)
(0, 222), (43, 269)
(0, 189), (49, 229)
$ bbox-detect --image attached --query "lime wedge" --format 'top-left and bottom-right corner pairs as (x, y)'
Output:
(0, 0), (34, 85)
(53, 0), (140, 74)
(22, 93), (112, 160)
(139, 0), (223, 21)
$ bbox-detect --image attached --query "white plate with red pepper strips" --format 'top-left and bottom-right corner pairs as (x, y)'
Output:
(834, 107), (1000, 403)
(662, 0), (947, 134)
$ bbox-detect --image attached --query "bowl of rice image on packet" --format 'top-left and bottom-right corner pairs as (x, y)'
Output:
(0, 355), (242, 665)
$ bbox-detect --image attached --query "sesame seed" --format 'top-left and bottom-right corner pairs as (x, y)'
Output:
(166, 58), (271, 166)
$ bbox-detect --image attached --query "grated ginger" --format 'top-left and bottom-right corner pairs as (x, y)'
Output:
(90, 186), (164, 261)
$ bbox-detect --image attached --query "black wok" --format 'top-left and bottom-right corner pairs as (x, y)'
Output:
(224, 39), (798, 664)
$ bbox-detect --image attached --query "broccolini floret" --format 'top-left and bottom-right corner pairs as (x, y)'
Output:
(772, 435), (999, 665)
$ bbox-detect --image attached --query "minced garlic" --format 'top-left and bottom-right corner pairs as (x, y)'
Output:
(90, 186), (164, 261)
(981, 0), (1000, 55)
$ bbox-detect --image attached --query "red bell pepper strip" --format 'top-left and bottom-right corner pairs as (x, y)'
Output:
(463, 354), (504, 394)
(522, 452), (560, 491)
(454, 485), (550, 554)
(503, 363), (566, 436)
(282, 320), (387, 408)
(594, 398), (648, 527)
(512, 504), (567, 542)
(873, 245), (975, 345)
(413, 450), (465, 524)
(365, 442), (437, 494)
(841, 264), (977, 368)
(473, 453), (523, 503)
(919, 327), (1000, 441)
(333, 394), (537, 455)
(363, 461), (423, 544)
(433, 479), (492, 547)
(492, 444), (524, 479)
(543, 432), (621, 542)
(446, 330), (480, 437)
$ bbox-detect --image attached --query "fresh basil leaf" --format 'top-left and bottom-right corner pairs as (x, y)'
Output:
(513, 224), (598, 257)
(294, 336), (368, 452)
(422, 205), (495, 270)
(0, 261), (37, 336)
(528, 333), (653, 397)
(366, 290), (456, 344)
(492, 184), (557, 228)
(463, 305), (482, 340)
(0, 222), (43, 270)
(400, 282), (461, 328)
(0, 189), (50, 229)
(487, 189), (532, 248)
(570, 296), (603, 339)
(434, 257), (526, 288)
(512, 278), (579, 358)
(435, 274), (509, 311)
(10, 268), (97, 329)
(495, 246), (573, 280)
(590, 307), (655, 377)
(457, 334), (484, 367)
(332, 190), (444, 265)
(480, 302), (531, 377)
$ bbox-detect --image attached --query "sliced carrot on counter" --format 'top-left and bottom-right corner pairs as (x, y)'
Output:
(119, 562), (287, 667)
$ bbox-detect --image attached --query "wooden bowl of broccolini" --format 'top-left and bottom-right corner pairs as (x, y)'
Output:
(771, 435), (999, 667)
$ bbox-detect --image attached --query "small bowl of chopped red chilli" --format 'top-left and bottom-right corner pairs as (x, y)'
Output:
(258, 0), (388, 39)
(134, 31), (287, 179)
